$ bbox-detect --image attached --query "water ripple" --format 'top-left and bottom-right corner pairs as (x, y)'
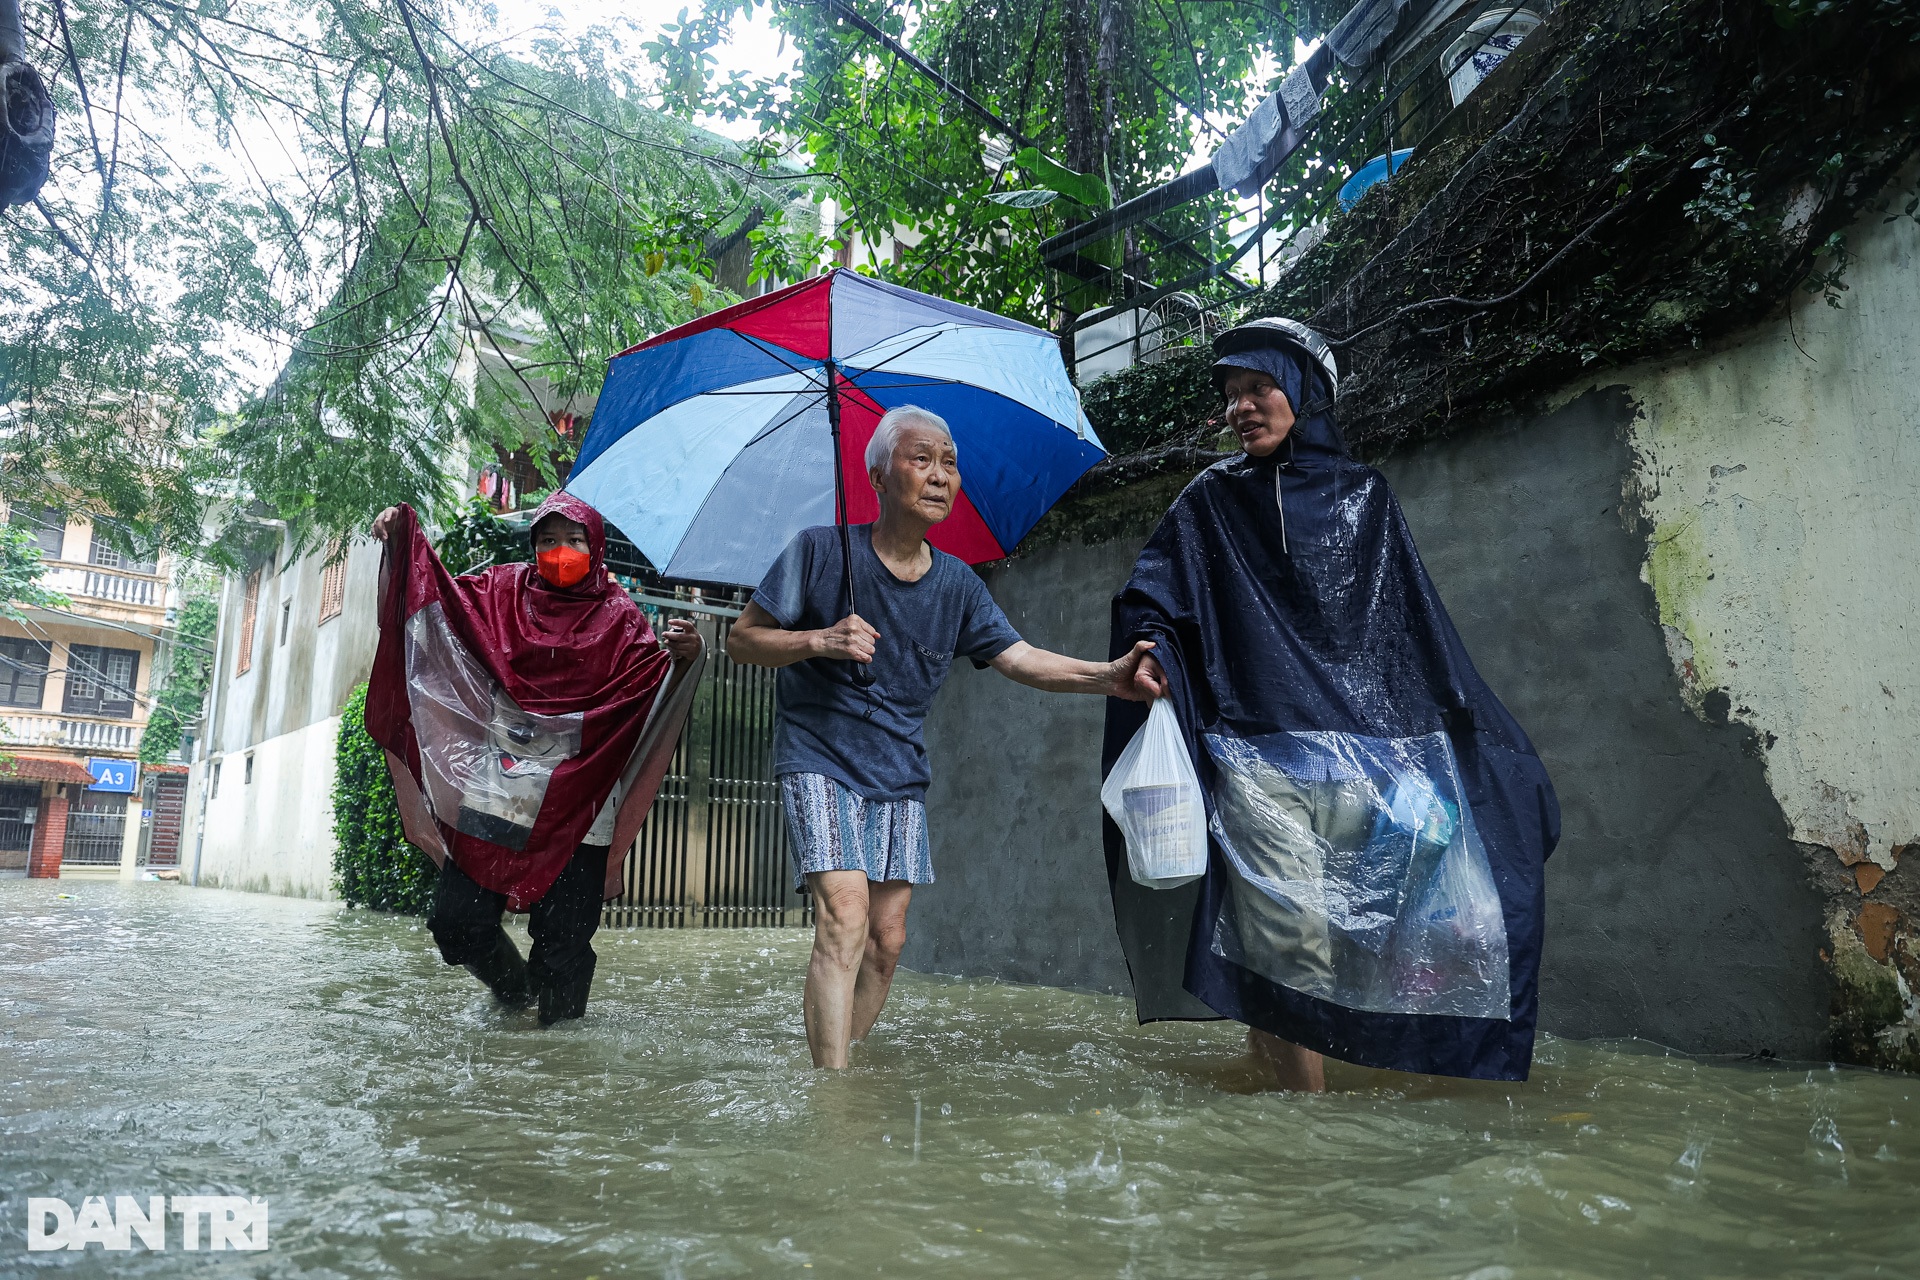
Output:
(1, 880), (1915, 1277)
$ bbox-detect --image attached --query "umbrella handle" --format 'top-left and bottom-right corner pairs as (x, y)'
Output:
(840, 524), (878, 690)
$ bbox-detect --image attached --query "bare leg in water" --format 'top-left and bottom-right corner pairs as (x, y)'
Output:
(803, 870), (913, 1068)
(1249, 1028), (1327, 1092)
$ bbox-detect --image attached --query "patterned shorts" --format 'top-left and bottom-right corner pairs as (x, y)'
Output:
(779, 772), (934, 891)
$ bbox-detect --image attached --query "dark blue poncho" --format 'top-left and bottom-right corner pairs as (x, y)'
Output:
(1102, 352), (1559, 1080)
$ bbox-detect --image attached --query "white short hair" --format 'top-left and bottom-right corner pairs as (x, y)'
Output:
(865, 405), (954, 471)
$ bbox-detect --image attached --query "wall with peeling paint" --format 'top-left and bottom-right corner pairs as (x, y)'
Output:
(904, 170), (1920, 1071)
(1606, 163), (1920, 1068)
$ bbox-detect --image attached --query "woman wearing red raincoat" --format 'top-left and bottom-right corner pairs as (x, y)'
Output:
(365, 493), (702, 1024)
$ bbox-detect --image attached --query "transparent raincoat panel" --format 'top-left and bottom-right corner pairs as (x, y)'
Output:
(404, 603), (583, 851)
(1204, 729), (1510, 1019)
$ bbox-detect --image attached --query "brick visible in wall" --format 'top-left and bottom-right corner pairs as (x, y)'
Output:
(27, 791), (68, 879)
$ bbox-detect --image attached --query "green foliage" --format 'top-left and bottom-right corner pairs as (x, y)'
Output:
(1011, 147), (1111, 213)
(332, 683), (437, 915)
(436, 496), (528, 577)
(0, 523), (68, 619)
(1683, 139), (1759, 232)
(1802, 230), (1855, 307)
(139, 590), (219, 764)
(4, 1), (817, 562)
(670, 0), (1294, 322)
(1080, 347), (1222, 454)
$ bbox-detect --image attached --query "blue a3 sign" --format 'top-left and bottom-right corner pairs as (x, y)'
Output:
(85, 759), (137, 793)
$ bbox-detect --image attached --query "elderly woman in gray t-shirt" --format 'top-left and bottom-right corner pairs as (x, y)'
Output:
(730, 406), (1165, 1068)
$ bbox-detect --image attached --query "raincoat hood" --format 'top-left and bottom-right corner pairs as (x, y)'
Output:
(526, 491), (612, 598)
(1211, 342), (1351, 462)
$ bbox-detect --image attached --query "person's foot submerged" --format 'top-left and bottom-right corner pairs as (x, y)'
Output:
(464, 928), (534, 1009)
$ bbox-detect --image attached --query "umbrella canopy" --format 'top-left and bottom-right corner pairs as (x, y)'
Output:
(565, 268), (1107, 587)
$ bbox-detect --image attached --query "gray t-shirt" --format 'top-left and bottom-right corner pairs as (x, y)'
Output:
(752, 524), (1023, 802)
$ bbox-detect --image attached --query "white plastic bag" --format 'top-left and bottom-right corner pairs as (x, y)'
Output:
(1101, 698), (1208, 889)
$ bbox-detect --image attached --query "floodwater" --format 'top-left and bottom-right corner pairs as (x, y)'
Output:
(2, 881), (1914, 1278)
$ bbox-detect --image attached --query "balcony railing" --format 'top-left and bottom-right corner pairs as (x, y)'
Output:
(38, 561), (168, 609)
(0, 712), (139, 752)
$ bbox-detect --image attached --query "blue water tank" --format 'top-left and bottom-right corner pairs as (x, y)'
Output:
(1337, 149), (1417, 211)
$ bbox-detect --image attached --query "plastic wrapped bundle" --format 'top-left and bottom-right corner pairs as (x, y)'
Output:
(404, 603), (583, 850)
(1205, 728), (1509, 1019)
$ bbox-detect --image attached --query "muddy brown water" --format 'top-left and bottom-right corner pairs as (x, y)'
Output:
(2, 879), (1914, 1277)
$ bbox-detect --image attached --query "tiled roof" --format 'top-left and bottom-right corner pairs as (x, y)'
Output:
(0, 756), (103, 785)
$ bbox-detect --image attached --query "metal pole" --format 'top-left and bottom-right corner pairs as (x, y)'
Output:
(824, 361), (876, 689)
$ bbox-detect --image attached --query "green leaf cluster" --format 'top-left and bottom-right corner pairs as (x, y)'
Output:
(0, 523), (69, 620)
(3, 1), (820, 562)
(436, 495), (528, 577)
(138, 590), (218, 764)
(1080, 346), (1222, 454)
(670, 0), (1302, 322)
(331, 682), (437, 915)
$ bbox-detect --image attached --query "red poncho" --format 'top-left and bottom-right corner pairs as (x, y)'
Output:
(365, 494), (694, 909)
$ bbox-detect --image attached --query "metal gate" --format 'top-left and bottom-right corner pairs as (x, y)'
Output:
(0, 783), (38, 872)
(603, 603), (810, 929)
(141, 773), (188, 867)
(63, 787), (128, 866)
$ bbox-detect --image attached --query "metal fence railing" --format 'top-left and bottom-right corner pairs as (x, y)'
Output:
(603, 590), (810, 930)
(0, 782), (37, 871)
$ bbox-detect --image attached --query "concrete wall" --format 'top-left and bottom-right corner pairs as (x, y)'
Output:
(189, 534), (382, 899)
(1603, 161), (1920, 1066)
(188, 715), (342, 899)
(915, 541), (1143, 995)
(903, 169), (1920, 1068)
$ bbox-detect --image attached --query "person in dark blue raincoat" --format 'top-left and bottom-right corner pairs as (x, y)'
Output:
(1104, 319), (1559, 1090)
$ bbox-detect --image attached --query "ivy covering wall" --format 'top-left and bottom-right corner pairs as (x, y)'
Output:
(139, 592), (219, 763)
(1070, 0), (1920, 476)
(332, 682), (436, 914)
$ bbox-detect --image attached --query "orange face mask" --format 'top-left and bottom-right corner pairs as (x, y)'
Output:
(536, 545), (591, 588)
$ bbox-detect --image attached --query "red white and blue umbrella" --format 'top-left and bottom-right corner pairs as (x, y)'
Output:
(565, 268), (1106, 588)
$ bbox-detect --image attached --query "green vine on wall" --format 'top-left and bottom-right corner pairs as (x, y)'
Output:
(139, 593), (218, 763)
(1079, 347), (1225, 456)
(332, 682), (436, 914)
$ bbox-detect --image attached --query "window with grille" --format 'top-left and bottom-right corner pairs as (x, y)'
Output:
(319, 543), (348, 624)
(8, 505), (65, 559)
(87, 522), (157, 574)
(63, 644), (139, 718)
(0, 637), (51, 708)
(236, 572), (260, 675)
